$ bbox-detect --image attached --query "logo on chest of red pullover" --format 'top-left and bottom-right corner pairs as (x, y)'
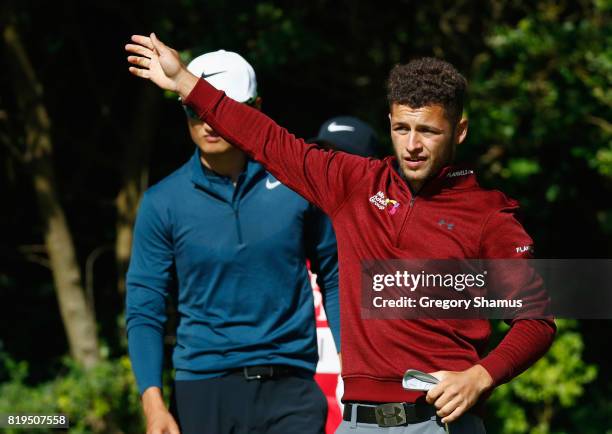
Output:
(369, 191), (401, 215)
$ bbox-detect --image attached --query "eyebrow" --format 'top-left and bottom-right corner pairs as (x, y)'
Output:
(392, 121), (443, 133)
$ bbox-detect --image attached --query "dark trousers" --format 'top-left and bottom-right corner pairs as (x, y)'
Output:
(170, 372), (327, 434)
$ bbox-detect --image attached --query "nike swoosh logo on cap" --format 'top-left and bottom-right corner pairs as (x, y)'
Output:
(201, 70), (226, 79)
(266, 178), (282, 190)
(327, 121), (355, 133)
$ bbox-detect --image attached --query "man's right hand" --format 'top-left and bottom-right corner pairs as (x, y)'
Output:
(142, 387), (180, 434)
(126, 33), (198, 100)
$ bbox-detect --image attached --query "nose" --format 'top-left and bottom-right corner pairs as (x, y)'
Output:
(406, 131), (423, 154)
(203, 123), (216, 134)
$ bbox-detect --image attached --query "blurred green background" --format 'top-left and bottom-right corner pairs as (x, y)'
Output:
(1, 0), (610, 432)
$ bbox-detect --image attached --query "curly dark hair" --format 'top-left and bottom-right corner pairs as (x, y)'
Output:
(386, 57), (467, 124)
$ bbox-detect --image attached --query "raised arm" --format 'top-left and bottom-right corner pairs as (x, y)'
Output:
(126, 33), (374, 215)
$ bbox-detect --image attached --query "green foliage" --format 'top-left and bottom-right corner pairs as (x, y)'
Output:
(0, 354), (144, 434)
(468, 0), (612, 189)
(501, 158), (541, 180)
(487, 320), (598, 434)
(464, 0), (612, 259)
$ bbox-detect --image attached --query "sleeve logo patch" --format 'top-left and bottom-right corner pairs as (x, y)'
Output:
(516, 245), (534, 254)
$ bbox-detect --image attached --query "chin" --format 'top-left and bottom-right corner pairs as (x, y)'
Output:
(403, 173), (426, 184)
(198, 143), (234, 155)
(400, 166), (426, 182)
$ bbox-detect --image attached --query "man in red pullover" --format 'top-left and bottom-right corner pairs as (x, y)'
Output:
(126, 34), (555, 434)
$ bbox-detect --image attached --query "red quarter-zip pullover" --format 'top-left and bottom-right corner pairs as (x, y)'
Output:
(185, 78), (555, 404)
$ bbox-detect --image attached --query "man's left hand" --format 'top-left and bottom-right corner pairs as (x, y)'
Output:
(425, 364), (494, 424)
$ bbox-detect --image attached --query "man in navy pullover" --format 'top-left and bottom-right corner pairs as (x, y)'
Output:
(125, 49), (340, 434)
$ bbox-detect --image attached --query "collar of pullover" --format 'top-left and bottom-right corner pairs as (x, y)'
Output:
(189, 148), (266, 201)
(386, 156), (478, 198)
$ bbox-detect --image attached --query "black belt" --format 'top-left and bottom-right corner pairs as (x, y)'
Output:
(343, 402), (438, 427)
(228, 365), (299, 380)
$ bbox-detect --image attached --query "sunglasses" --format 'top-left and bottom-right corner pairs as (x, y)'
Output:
(183, 95), (258, 120)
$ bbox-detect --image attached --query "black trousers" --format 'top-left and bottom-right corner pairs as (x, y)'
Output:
(170, 372), (328, 434)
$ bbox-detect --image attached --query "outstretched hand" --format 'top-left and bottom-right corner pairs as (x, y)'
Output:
(126, 33), (197, 98)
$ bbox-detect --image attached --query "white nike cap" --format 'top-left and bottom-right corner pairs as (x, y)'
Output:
(186, 50), (257, 103)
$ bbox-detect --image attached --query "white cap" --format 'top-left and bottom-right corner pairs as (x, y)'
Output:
(186, 50), (257, 103)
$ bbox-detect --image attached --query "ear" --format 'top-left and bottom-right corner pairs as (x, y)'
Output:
(388, 102), (397, 125)
(455, 117), (468, 145)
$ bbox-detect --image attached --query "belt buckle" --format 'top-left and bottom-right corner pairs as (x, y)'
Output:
(375, 403), (407, 427)
(243, 366), (274, 380)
